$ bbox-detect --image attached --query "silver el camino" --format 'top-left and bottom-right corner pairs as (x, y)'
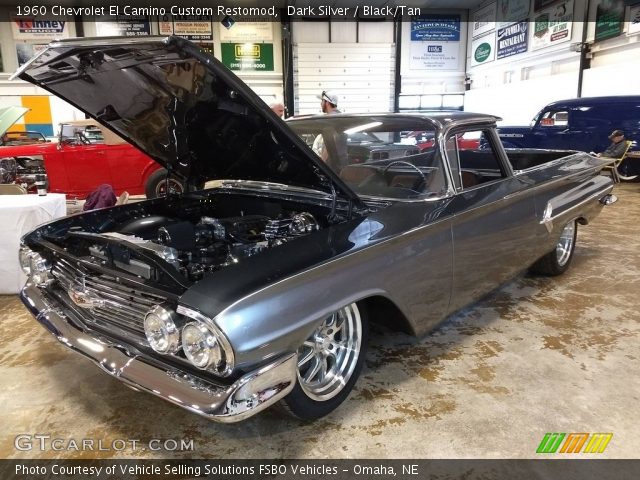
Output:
(17, 37), (616, 422)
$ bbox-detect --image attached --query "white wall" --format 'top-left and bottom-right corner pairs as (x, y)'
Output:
(465, 0), (586, 124)
(465, 71), (580, 124)
(582, 2), (640, 97)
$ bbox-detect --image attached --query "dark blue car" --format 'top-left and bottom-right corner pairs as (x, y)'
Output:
(498, 96), (640, 180)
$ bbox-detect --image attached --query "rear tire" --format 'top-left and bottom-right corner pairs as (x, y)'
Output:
(529, 221), (577, 276)
(281, 302), (368, 420)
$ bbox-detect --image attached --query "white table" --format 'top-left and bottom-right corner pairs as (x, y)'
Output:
(0, 193), (66, 294)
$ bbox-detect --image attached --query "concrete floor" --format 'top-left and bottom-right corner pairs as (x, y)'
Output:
(1, 182), (638, 459)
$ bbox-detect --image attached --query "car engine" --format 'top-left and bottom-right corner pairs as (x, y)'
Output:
(0, 156), (46, 192)
(88, 211), (321, 282)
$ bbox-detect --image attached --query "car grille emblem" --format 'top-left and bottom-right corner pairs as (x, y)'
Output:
(68, 279), (104, 309)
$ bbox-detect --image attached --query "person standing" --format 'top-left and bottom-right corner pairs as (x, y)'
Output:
(269, 102), (285, 118)
(313, 90), (347, 171)
(317, 90), (341, 114)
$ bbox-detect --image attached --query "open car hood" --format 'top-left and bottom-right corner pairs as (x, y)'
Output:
(14, 36), (363, 206)
(0, 106), (29, 138)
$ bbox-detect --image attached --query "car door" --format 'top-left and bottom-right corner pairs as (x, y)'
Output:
(532, 109), (572, 149)
(58, 127), (112, 197)
(447, 127), (539, 313)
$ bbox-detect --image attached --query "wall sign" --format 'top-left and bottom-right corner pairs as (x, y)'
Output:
(472, 3), (497, 38)
(158, 15), (213, 41)
(16, 43), (47, 66)
(11, 18), (70, 40)
(497, 0), (531, 23)
(532, 0), (574, 50)
(410, 15), (461, 41)
(221, 43), (274, 71)
(408, 41), (460, 70)
(471, 32), (496, 66)
(497, 21), (529, 58)
(218, 20), (273, 42)
(534, 0), (562, 11)
(628, 3), (640, 36)
(96, 17), (150, 37)
(594, 0), (625, 41)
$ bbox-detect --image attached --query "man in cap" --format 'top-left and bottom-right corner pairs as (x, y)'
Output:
(317, 90), (341, 114)
(312, 90), (346, 170)
(597, 130), (627, 158)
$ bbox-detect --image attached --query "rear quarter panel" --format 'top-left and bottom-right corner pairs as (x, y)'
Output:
(515, 153), (614, 254)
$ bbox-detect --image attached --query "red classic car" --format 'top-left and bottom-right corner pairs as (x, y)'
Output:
(0, 115), (182, 199)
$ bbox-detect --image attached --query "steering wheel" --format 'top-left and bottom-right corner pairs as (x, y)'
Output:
(382, 160), (427, 191)
(75, 131), (91, 145)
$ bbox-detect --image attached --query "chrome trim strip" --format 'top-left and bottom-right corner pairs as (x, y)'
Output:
(21, 283), (296, 423)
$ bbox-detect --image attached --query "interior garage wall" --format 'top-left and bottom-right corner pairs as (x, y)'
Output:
(465, 0), (640, 126)
(581, 2), (640, 97)
(292, 21), (396, 115)
(82, 19), (285, 106)
(464, 0), (586, 125)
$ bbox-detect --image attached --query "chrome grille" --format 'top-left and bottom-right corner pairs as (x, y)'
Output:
(52, 257), (166, 334)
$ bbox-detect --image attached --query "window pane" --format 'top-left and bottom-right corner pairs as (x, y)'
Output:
(288, 116), (447, 199)
(449, 130), (505, 189)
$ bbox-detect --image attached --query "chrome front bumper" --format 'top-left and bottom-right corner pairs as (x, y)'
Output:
(20, 283), (297, 423)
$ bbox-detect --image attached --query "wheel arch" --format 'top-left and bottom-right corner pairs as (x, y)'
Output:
(358, 295), (416, 336)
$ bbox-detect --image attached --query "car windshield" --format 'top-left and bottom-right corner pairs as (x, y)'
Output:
(287, 115), (446, 199)
(59, 124), (105, 144)
(0, 131), (46, 145)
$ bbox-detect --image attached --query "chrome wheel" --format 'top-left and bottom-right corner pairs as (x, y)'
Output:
(155, 178), (184, 196)
(556, 221), (576, 267)
(296, 303), (362, 402)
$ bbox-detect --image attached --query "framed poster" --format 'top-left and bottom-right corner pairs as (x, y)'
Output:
(531, 0), (574, 50)
(96, 17), (150, 37)
(218, 21), (273, 42)
(221, 43), (274, 71)
(627, 3), (640, 36)
(472, 3), (497, 38)
(497, 0), (531, 23)
(497, 21), (529, 58)
(471, 32), (496, 66)
(157, 15), (213, 41)
(594, 0), (625, 41)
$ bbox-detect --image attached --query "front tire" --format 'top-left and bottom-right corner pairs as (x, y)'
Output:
(145, 169), (185, 198)
(529, 220), (577, 276)
(281, 302), (368, 420)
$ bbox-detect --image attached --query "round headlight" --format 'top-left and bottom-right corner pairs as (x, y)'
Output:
(19, 247), (33, 276)
(144, 306), (181, 354)
(29, 252), (51, 285)
(182, 322), (222, 369)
